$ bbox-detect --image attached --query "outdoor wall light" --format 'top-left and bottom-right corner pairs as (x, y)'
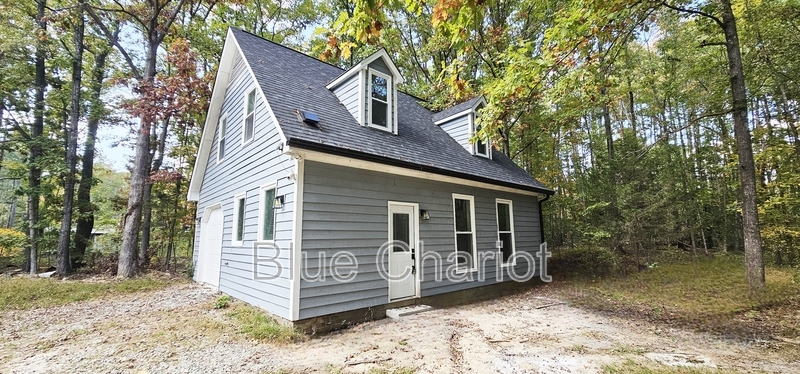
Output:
(273, 195), (285, 209)
(420, 209), (431, 220)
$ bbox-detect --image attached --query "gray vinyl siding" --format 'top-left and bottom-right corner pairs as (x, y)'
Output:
(439, 114), (472, 152)
(193, 49), (295, 320)
(331, 74), (360, 125)
(298, 161), (542, 319)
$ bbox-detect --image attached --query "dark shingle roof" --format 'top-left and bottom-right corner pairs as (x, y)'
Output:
(432, 96), (484, 123)
(232, 29), (552, 194)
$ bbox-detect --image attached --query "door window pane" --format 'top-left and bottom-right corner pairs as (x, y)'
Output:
(392, 213), (410, 245)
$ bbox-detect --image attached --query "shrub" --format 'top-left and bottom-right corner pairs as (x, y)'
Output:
(214, 295), (231, 309)
(549, 246), (619, 279)
(0, 228), (27, 258)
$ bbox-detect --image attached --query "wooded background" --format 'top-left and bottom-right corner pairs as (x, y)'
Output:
(0, 0), (797, 292)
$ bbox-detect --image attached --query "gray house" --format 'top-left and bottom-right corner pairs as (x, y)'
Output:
(188, 28), (553, 330)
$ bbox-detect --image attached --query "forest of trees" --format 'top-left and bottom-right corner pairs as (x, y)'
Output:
(1, 0), (797, 292)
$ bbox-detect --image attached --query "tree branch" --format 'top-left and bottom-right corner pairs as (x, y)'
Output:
(662, 1), (724, 28)
(699, 40), (726, 48)
(637, 108), (734, 159)
(84, 5), (143, 80)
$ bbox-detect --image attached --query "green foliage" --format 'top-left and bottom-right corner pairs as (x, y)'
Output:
(214, 295), (231, 309)
(226, 303), (303, 344)
(550, 247), (619, 278)
(565, 254), (800, 337)
(0, 228), (26, 258)
(0, 276), (172, 310)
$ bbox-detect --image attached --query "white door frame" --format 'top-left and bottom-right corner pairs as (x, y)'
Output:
(387, 201), (421, 301)
(198, 203), (223, 288)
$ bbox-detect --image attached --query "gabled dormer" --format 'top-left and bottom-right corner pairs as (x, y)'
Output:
(327, 50), (404, 134)
(433, 96), (491, 159)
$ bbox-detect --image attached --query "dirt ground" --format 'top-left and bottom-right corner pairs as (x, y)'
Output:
(1, 283), (797, 374)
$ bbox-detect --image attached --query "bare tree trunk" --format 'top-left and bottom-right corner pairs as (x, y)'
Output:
(29, 0), (47, 275)
(56, 7), (84, 276)
(74, 42), (111, 264)
(139, 116), (170, 267)
(719, 0), (764, 292)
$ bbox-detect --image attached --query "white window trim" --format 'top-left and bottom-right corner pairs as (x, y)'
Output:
(242, 87), (256, 147)
(257, 182), (278, 243)
(470, 112), (491, 159)
(367, 68), (393, 133)
(232, 192), (246, 247)
(216, 113), (227, 164)
(496, 198), (516, 267)
(452, 193), (478, 273)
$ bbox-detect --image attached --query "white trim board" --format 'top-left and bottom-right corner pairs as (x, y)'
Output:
(326, 49), (405, 90)
(285, 147), (547, 197)
(433, 96), (488, 125)
(289, 158), (304, 321)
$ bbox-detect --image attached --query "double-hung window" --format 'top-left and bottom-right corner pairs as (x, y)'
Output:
(453, 194), (477, 272)
(258, 183), (277, 242)
(232, 193), (246, 246)
(243, 89), (256, 144)
(369, 70), (392, 131)
(496, 199), (516, 266)
(217, 115), (227, 162)
(475, 124), (489, 157)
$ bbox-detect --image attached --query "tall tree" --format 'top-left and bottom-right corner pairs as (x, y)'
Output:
(85, 0), (191, 277)
(73, 29), (114, 264)
(56, 5), (85, 276)
(28, 0), (47, 275)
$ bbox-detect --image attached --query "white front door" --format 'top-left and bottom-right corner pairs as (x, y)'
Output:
(389, 203), (417, 300)
(198, 205), (223, 288)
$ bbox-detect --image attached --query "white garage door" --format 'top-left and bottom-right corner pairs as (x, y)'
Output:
(198, 206), (223, 288)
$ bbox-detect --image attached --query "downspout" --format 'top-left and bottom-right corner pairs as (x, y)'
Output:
(537, 194), (550, 245)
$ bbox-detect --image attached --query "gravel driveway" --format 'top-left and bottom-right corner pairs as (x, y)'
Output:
(1, 282), (796, 373)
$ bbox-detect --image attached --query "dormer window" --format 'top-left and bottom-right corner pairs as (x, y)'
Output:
(433, 96), (491, 159)
(369, 70), (391, 130)
(327, 49), (403, 135)
(475, 124), (489, 158)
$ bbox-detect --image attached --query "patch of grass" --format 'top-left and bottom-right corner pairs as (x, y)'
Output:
(0, 276), (172, 310)
(603, 358), (732, 373)
(215, 295), (231, 309)
(227, 303), (303, 344)
(611, 345), (647, 355)
(558, 253), (800, 338)
(568, 343), (588, 354)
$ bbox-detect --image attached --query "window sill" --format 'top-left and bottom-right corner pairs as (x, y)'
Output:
(368, 123), (393, 133)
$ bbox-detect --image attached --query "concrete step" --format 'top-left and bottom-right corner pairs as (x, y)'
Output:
(386, 305), (433, 319)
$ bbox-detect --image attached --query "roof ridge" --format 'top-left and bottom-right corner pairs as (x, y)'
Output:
(232, 27), (432, 105)
(231, 27), (346, 73)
